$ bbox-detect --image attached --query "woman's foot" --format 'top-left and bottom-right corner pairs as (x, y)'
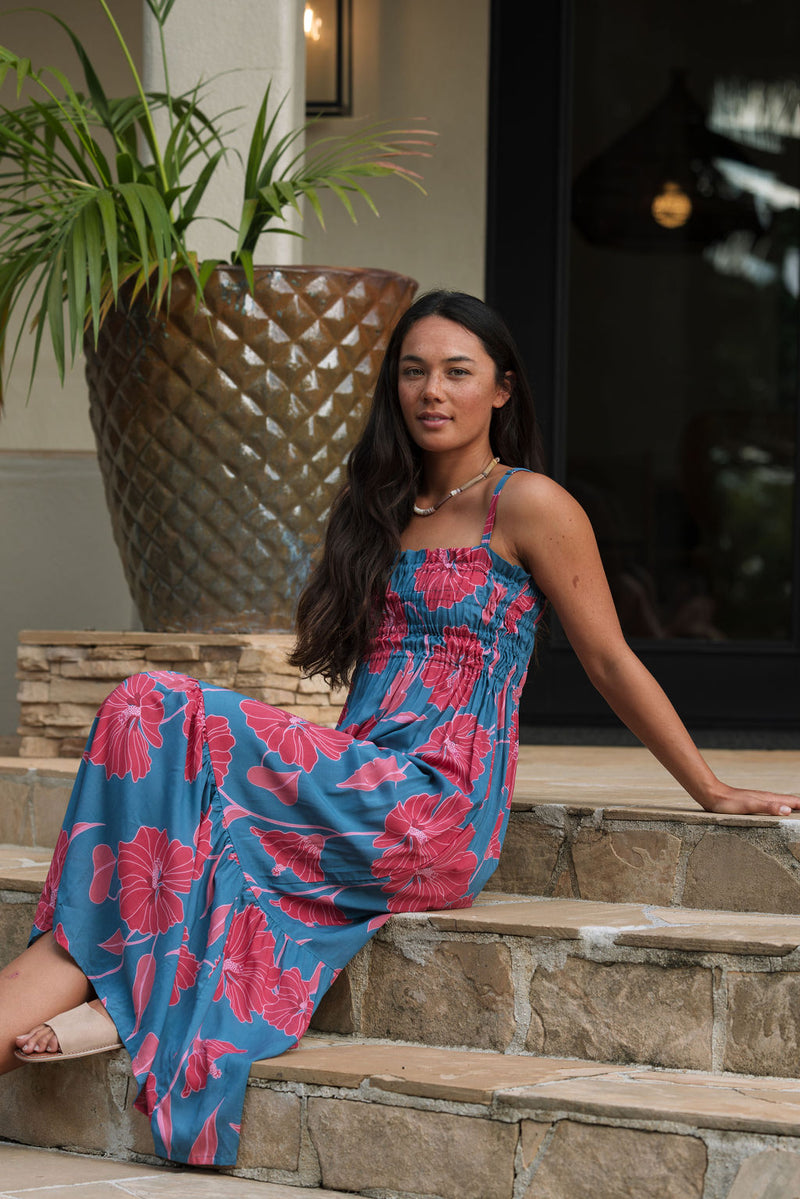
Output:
(14, 998), (121, 1061)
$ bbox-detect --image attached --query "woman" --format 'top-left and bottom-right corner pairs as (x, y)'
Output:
(3, 290), (798, 1166)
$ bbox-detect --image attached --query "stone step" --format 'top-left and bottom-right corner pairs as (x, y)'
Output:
(1, 1037), (799, 1197)
(309, 892), (800, 1078)
(492, 746), (800, 913)
(4, 747), (800, 914)
(3, 847), (798, 1083)
(0, 758), (77, 849)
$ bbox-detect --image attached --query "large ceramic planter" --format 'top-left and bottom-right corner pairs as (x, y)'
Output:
(85, 265), (417, 632)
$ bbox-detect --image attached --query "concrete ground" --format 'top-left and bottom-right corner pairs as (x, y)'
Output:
(0, 1142), (347, 1198)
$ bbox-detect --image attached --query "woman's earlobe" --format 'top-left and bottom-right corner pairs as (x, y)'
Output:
(494, 372), (514, 407)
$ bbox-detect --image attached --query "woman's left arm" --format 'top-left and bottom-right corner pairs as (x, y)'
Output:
(506, 474), (800, 816)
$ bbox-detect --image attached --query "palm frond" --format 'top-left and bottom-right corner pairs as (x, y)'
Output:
(232, 89), (436, 258)
(0, 3), (436, 403)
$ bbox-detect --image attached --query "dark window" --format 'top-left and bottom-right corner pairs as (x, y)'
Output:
(487, 0), (800, 735)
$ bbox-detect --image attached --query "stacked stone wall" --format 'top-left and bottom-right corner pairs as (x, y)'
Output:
(16, 631), (346, 758)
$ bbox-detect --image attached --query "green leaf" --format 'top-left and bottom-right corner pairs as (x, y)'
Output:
(301, 185), (325, 228)
(45, 247), (66, 384)
(37, 13), (112, 128)
(325, 180), (357, 223)
(95, 189), (119, 297)
(83, 199), (103, 345)
(274, 180), (301, 214)
(177, 146), (225, 228)
(116, 151), (137, 185)
(237, 248), (254, 294)
(234, 196), (259, 258)
(198, 257), (221, 290)
(144, 0), (178, 23)
(67, 204), (87, 358)
(116, 182), (150, 278)
(15, 57), (31, 97)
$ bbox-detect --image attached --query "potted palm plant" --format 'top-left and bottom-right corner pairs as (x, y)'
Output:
(0, 0), (432, 631)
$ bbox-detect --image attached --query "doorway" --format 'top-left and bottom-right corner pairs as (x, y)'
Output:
(487, 0), (800, 734)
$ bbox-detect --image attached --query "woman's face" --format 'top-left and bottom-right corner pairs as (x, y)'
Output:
(397, 316), (511, 457)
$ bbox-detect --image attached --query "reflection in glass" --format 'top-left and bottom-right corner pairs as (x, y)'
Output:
(567, 1), (799, 642)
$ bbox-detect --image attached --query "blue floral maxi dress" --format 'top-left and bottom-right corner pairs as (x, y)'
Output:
(30, 470), (544, 1166)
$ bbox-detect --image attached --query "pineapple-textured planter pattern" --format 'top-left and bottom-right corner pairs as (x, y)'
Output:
(85, 265), (416, 632)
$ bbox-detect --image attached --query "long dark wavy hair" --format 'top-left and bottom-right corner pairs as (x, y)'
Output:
(290, 290), (545, 687)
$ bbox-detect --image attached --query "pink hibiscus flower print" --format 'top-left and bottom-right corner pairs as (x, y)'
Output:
(271, 893), (350, 927)
(504, 588), (536, 633)
(339, 713), (377, 741)
(134, 1069), (160, 1119)
(414, 548), (490, 610)
(146, 670), (197, 691)
(183, 687), (236, 786)
(415, 714), (492, 793)
(420, 626), (484, 710)
(192, 805), (213, 880)
(263, 965), (322, 1039)
(33, 828), (68, 932)
(188, 1101), (223, 1166)
(253, 829), (326, 882)
(118, 826), (194, 935)
(183, 687), (205, 782)
(89, 843), (117, 904)
(88, 674), (164, 782)
(336, 755), (407, 792)
(213, 905), (279, 1022)
(205, 715), (235, 785)
(382, 830), (478, 912)
(246, 765), (301, 805)
(380, 653), (418, 717)
(368, 589), (408, 673)
(372, 791), (472, 877)
(487, 811), (504, 860)
(181, 1035), (245, 1097)
(168, 930), (201, 1005)
(130, 1030), (159, 1079)
(482, 579), (508, 625)
(240, 701), (350, 771)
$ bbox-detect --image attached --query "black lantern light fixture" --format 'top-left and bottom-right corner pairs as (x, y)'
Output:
(305, 0), (352, 117)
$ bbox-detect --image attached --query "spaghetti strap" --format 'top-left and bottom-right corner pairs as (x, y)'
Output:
(480, 468), (521, 547)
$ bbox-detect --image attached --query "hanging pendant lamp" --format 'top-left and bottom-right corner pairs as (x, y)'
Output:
(571, 70), (762, 252)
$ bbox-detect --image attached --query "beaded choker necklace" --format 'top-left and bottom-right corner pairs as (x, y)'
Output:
(413, 456), (499, 517)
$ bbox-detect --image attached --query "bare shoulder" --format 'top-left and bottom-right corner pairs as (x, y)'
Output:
(495, 470), (595, 573)
(499, 471), (585, 530)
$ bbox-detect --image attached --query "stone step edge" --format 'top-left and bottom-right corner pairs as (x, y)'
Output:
(2, 847), (799, 950)
(422, 892), (800, 955)
(6, 1036), (800, 1141)
(2, 755), (795, 830)
(252, 1038), (800, 1138)
(3, 853), (800, 958)
(7, 1050), (799, 1199)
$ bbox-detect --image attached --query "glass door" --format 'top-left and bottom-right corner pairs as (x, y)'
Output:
(487, 0), (800, 733)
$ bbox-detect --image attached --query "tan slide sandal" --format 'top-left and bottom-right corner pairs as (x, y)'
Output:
(14, 1001), (122, 1063)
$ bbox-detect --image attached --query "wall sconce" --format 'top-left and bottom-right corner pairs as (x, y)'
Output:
(305, 0), (352, 117)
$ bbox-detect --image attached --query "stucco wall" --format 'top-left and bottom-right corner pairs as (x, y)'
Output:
(0, 0), (491, 736)
(302, 0), (490, 298)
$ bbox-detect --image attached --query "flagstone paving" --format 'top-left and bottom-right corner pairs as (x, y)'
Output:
(0, 1142), (350, 1197)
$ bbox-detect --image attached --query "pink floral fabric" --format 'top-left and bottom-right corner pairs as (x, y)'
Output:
(31, 470), (543, 1168)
